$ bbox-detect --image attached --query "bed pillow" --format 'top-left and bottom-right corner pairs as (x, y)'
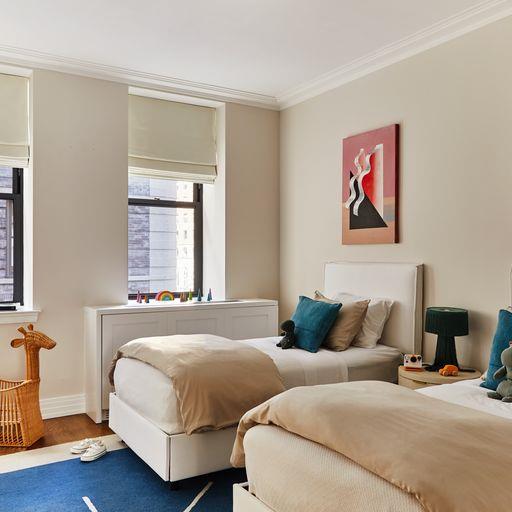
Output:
(334, 292), (393, 348)
(480, 309), (512, 391)
(314, 291), (369, 351)
(291, 296), (342, 353)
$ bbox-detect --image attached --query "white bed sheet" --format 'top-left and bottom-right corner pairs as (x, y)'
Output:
(113, 337), (402, 434)
(417, 377), (512, 420)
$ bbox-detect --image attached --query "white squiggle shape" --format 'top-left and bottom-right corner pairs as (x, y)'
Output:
(345, 148), (365, 213)
(353, 148), (376, 216)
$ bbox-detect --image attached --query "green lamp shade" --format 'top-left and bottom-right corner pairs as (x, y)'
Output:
(425, 307), (468, 337)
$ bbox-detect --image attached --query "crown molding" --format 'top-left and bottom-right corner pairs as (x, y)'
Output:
(277, 0), (512, 109)
(0, 45), (280, 110)
(0, 0), (510, 111)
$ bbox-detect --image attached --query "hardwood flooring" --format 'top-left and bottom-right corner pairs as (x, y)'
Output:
(0, 414), (112, 456)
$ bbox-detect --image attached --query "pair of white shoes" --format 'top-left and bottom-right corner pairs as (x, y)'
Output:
(70, 438), (107, 462)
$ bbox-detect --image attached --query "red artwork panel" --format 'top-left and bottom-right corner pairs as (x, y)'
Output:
(342, 124), (399, 244)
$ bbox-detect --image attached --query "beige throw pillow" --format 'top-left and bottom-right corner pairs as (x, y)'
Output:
(314, 291), (369, 351)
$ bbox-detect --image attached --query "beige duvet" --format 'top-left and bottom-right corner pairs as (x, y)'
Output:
(110, 334), (285, 434)
(232, 380), (512, 512)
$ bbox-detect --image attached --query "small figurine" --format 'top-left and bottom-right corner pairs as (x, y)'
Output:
(136, 291), (142, 304)
(180, 292), (187, 303)
(207, 288), (212, 302)
(197, 288), (202, 302)
(144, 295), (149, 304)
(188, 290), (193, 301)
(439, 364), (458, 376)
(276, 320), (295, 349)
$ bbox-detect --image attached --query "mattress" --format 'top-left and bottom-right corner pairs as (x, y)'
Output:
(244, 424), (423, 512)
(113, 336), (402, 434)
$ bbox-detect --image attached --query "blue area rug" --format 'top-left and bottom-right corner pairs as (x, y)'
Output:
(0, 448), (246, 511)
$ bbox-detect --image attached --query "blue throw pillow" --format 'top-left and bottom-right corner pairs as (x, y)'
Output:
(291, 296), (342, 353)
(480, 309), (512, 390)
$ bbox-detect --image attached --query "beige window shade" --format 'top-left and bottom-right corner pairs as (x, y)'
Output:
(0, 74), (29, 168)
(129, 95), (217, 184)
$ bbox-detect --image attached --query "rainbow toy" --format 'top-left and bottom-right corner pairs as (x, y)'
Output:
(155, 291), (174, 301)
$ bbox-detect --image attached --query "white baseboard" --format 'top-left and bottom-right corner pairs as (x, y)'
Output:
(40, 394), (85, 420)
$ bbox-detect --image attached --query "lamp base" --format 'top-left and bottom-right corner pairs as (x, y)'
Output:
(425, 335), (459, 372)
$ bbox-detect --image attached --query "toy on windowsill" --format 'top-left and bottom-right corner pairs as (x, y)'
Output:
(207, 288), (212, 302)
(136, 291), (142, 304)
(180, 292), (187, 303)
(487, 343), (512, 402)
(276, 320), (295, 349)
(155, 291), (174, 301)
(144, 295), (149, 304)
(439, 364), (459, 376)
(188, 290), (193, 301)
(197, 288), (202, 302)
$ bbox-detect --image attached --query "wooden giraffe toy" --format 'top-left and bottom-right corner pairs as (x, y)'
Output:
(0, 324), (56, 447)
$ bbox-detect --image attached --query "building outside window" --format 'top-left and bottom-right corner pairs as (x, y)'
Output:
(0, 166), (23, 303)
(128, 173), (202, 298)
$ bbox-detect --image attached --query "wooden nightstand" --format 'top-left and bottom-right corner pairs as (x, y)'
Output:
(398, 365), (482, 390)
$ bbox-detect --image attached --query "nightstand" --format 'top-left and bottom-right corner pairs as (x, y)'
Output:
(398, 365), (481, 390)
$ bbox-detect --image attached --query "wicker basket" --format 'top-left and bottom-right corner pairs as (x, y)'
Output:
(0, 325), (56, 448)
(0, 378), (43, 447)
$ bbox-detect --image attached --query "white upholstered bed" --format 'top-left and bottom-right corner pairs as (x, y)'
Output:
(234, 378), (509, 512)
(109, 261), (423, 484)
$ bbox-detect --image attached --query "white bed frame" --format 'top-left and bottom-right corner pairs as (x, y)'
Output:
(109, 261), (423, 486)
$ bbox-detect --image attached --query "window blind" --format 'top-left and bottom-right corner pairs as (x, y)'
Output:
(0, 74), (29, 168)
(128, 94), (217, 184)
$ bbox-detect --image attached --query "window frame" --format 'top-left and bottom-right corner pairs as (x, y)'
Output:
(0, 168), (23, 304)
(127, 182), (203, 300)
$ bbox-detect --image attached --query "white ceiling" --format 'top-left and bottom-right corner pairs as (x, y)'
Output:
(0, 0), (510, 108)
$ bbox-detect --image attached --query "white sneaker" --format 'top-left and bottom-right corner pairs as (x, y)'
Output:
(70, 438), (96, 454)
(80, 441), (107, 462)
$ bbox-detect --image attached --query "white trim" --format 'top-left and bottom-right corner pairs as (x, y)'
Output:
(129, 86), (224, 109)
(0, 1), (509, 110)
(0, 44), (279, 110)
(40, 393), (85, 419)
(0, 307), (39, 325)
(278, 0), (512, 108)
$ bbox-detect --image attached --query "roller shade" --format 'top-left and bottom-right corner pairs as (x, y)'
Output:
(129, 94), (217, 184)
(0, 74), (29, 168)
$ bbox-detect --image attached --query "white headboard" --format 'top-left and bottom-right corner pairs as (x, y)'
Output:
(324, 262), (423, 354)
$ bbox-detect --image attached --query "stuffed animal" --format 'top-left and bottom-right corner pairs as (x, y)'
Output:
(439, 364), (459, 376)
(276, 320), (295, 349)
(487, 344), (512, 402)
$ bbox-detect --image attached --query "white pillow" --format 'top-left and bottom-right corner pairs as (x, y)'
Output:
(334, 292), (393, 348)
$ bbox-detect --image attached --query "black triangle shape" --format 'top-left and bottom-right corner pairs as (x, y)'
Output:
(349, 172), (387, 230)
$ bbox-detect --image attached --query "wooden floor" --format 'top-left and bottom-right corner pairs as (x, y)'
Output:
(0, 414), (112, 455)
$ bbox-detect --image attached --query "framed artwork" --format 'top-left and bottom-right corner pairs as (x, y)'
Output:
(342, 124), (399, 244)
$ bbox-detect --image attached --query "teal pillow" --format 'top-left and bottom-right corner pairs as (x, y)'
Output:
(291, 296), (342, 353)
(480, 309), (512, 390)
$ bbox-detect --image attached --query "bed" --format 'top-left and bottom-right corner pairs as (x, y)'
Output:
(234, 378), (509, 512)
(109, 261), (423, 484)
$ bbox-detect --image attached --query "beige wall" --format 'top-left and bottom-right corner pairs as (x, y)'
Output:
(225, 102), (280, 300)
(280, 16), (512, 371)
(0, 71), (280, 401)
(0, 70), (128, 398)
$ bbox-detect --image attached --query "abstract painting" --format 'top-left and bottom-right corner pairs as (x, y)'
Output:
(342, 124), (398, 244)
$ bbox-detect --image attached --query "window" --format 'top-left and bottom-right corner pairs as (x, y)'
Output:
(0, 166), (23, 304)
(128, 174), (202, 298)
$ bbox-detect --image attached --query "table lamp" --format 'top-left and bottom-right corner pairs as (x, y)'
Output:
(425, 307), (468, 372)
